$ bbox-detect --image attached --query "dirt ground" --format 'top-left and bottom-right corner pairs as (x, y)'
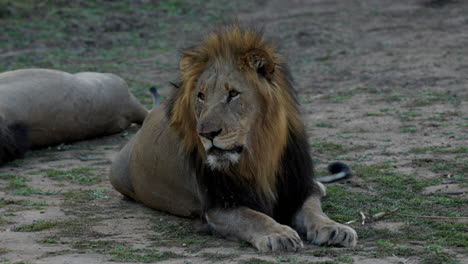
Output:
(1, 0), (467, 263)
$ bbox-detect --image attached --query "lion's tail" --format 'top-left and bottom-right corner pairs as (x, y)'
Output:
(0, 122), (30, 165)
(316, 162), (352, 183)
(149, 86), (161, 109)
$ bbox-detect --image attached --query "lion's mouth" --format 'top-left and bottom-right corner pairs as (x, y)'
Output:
(209, 145), (243, 155)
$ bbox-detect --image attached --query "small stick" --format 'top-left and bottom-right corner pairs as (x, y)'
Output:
(359, 211), (366, 225)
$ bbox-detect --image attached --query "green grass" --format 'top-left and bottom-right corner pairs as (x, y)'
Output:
(315, 122), (334, 128)
(399, 126), (417, 133)
(7, 176), (29, 189)
(200, 252), (239, 261)
(150, 217), (214, 247)
(335, 256), (353, 263)
(41, 167), (102, 185)
(241, 259), (274, 264)
(412, 91), (460, 106)
(276, 256), (297, 262)
(110, 246), (182, 262)
(321, 163), (467, 262)
(310, 142), (345, 154)
(0, 173), (17, 180)
(410, 145), (467, 154)
(13, 219), (58, 232)
(72, 240), (123, 253)
(2, 175), (53, 196)
(363, 112), (387, 117)
(37, 236), (61, 244)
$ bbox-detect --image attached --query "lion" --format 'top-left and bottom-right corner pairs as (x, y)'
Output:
(0, 69), (149, 165)
(109, 24), (357, 252)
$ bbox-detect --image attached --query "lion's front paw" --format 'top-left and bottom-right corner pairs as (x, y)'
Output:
(307, 221), (357, 247)
(253, 224), (303, 252)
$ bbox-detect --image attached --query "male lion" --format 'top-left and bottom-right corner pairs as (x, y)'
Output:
(0, 69), (148, 165)
(110, 25), (357, 252)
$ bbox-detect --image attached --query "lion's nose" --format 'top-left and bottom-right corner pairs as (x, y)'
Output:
(199, 129), (222, 141)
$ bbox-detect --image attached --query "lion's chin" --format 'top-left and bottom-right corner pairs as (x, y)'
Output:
(206, 152), (240, 170)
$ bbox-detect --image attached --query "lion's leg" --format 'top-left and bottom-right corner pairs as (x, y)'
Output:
(205, 207), (303, 252)
(109, 137), (136, 199)
(293, 181), (357, 247)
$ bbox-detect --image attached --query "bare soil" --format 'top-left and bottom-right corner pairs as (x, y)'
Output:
(1, 0), (467, 263)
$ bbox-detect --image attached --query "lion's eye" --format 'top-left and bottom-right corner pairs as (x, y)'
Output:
(197, 92), (205, 102)
(227, 90), (240, 102)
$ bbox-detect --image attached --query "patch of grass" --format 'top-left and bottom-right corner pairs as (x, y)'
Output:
(0, 173), (16, 180)
(37, 236), (61, 244)
(399, 126), (417, 133)
(401, 221), (468, 248)
(150, 217), (213, 247)
(304, 247), (339, 257)
(73, 240), (122, 253)
(0, 260), (32, 264)
(0, 199), (48, 211)
(335, 255), (354, 263)
(12, 186), (51, 196)
(7, 176), (29, 189)
(332, 95), (351, 102)
(428, 114), (448, 121)
(0, 217), (12, 225)
(383, 92), (410, 102)
(13, 219), (58, 232)
(41, 167), (102, 185)
(0, 248), (9, 255)
(276, 256), (297, 262)
(410, 145), (467, 154)
(58, 217), (106, 238)
(62, 189), (109, 201)
(363, 112), (387, 117)
(419, 244), (461, 264)
(110, 246), (182, 262)
(412, 91), (460, 106)
(379, 107), (396, 112)
(241, 258), (275, 264)
(310, 142), (345, 154)
(1, 175), (46, 196)
(22, 201), (47, 207)
(315, 122), (333, 128)
(200, 252), (239, 261)
(399, 112), (422, 120)
(304, 261), (339, 264)
(323, 163), (466, 262)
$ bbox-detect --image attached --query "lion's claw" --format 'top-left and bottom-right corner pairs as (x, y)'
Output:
(253, 225), (303, 252)
(307, 222), (357, 247)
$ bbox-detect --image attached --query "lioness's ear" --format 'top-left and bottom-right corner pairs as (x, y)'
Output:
(243, 49), (275, 79)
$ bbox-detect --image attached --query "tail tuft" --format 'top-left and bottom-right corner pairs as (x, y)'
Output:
(316, 162), (352, 183)
(328, 161), (352, 178)
(149, 86), (161, 108)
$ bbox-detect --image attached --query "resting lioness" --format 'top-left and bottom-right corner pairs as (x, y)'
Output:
(110, 25), (357, 252)
(0, 69), (148, 165)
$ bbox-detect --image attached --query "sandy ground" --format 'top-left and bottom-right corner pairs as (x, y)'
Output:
(1, 0), (467, 263)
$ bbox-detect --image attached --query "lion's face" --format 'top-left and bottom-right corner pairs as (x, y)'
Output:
(193, 63), (261, 170)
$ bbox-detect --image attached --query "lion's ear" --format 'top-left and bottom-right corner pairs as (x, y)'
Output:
(243, 49), (275, 79)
